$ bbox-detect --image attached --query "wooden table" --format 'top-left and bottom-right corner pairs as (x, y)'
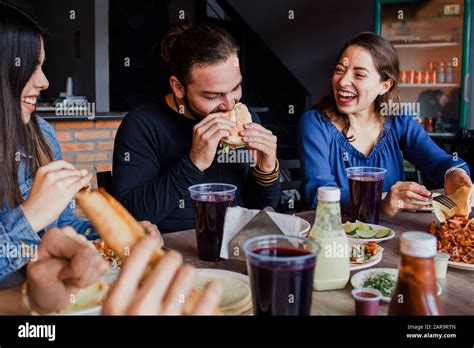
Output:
(163, 211), (473, 315)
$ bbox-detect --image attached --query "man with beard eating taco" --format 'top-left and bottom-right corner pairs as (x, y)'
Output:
(112, 22), (280, 233)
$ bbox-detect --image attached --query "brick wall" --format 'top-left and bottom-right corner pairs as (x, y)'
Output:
(47, 119), (122, 188)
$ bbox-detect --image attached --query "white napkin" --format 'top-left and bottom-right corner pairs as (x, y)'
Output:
(219, 206), (307, 259)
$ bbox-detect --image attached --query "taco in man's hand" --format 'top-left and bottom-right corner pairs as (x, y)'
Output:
(219, 103), (252, 153)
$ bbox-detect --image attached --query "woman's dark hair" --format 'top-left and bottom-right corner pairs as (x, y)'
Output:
(0, 2), (54, 208)
(161, 22), (240, 86)
(316, 32), (400, 141)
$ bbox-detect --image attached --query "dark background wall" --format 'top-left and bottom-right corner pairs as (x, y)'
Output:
(5, 0), (473, 149)
(6, 0), (96, 102)
(225, 0), (375, 102)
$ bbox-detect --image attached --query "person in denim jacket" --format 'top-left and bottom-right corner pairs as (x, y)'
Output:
(0, 4), (161, 288)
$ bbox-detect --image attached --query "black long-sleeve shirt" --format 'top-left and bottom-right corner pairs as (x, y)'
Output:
(111, 97), (280, 233)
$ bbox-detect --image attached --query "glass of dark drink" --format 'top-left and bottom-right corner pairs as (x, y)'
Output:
(351, 288), (382, 316)
(243, 235), (320, 316)
(346, 167), (387, 224)
(188, 183), (237, 261)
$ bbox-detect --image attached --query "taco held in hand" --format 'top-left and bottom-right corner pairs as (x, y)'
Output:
(219, 103), (252, 152)
(74, 188), (221, 315)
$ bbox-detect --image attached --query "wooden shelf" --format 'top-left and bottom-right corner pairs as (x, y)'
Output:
(428, 132), (456, 138)
(399, 83), (459, 88)
(393, 42), (461, 48)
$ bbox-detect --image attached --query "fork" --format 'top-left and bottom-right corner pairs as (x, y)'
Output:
(410, 194), (457, 209)
(432, 194), (457, 209)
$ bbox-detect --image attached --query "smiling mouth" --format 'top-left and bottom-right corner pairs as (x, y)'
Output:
(336, 90), (357, 104)
(22, 96), (38, 106)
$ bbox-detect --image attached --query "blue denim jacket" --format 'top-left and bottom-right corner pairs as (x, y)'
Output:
(0, 116), (96, 285)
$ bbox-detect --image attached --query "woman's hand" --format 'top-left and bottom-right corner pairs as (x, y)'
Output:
(26, 227), (109, 314)
(22, 160), (93, 232)
(381, 181), (431, 218)
(444, 169), (474, 207)
(103, 236), (222, 315)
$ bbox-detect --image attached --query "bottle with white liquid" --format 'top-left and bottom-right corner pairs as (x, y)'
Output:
(310, 187), (350, 291)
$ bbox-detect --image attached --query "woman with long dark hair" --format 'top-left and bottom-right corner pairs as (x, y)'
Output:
(0, 2), (96, 287)
(0, 2), (162, 288)
(299, 32), (472, 217)
(0, 2), (98, 288)
(0, 2), (219, 315)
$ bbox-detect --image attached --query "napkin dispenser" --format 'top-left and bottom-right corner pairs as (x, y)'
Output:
(228, 208), (284, 261)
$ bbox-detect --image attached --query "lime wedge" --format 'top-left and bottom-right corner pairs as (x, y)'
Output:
(343, 222), (358, 235)
(355, 229), (377, 239)
(375, 229), (391, 238)
(355, 220), (373, 231)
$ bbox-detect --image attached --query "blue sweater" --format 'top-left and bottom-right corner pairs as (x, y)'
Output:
(299, 109), (471, 213)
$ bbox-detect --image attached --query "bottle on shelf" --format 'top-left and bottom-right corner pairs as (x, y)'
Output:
(415, 71), (422, 84)
(408, 70), (415, 84)
(445, 63), (453, 83)
(437, 63), (445, 84)
(423, 71), (430, 84)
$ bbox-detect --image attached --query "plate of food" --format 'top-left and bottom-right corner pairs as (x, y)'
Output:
(350, 241), (383, 271)
(295, 217), (311, 238)
(351, 268), (442, 303)
(196, 269), (252, 315)
(343, 220), (395, 242)
(428, 214), (474, 271)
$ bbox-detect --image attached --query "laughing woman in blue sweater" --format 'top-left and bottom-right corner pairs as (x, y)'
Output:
(299, 33), (472, 217)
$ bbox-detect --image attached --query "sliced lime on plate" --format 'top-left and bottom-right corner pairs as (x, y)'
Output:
(375, 229), (392, 239)
(356, 220), (373, 231)
(343, 222), (358, 235)
(355, 229), (378, 239)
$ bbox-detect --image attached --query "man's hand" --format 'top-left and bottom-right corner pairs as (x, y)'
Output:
(26, 227), (109, 314)
(189, 112), (234, 172)
(240, 123), (277, 173)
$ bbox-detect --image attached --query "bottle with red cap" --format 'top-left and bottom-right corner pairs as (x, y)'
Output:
(389, 232), (443, 315)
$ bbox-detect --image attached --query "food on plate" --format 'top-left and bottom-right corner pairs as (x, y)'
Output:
(356, 229), (377, 239)
(374, 229), (391, 238)
(195, 274), (251, 315)
(219, 103), (252, 152)
(432, 185), (472, 222)
(74, 188), (221, 315)
(93, 239), (121, 269)
(343, 221), (392, 239)
(57, 279), (109, 314)
(428, 214), (474, 264)
(343, 221), (358, 235)
(350, 242), (383, 264)
(362, 272), (397, 297)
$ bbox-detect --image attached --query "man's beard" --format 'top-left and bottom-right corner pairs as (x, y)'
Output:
(182, 92), (205, 120)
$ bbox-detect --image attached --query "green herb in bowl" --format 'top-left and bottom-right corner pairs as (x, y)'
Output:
(363, 272), (397, 297)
